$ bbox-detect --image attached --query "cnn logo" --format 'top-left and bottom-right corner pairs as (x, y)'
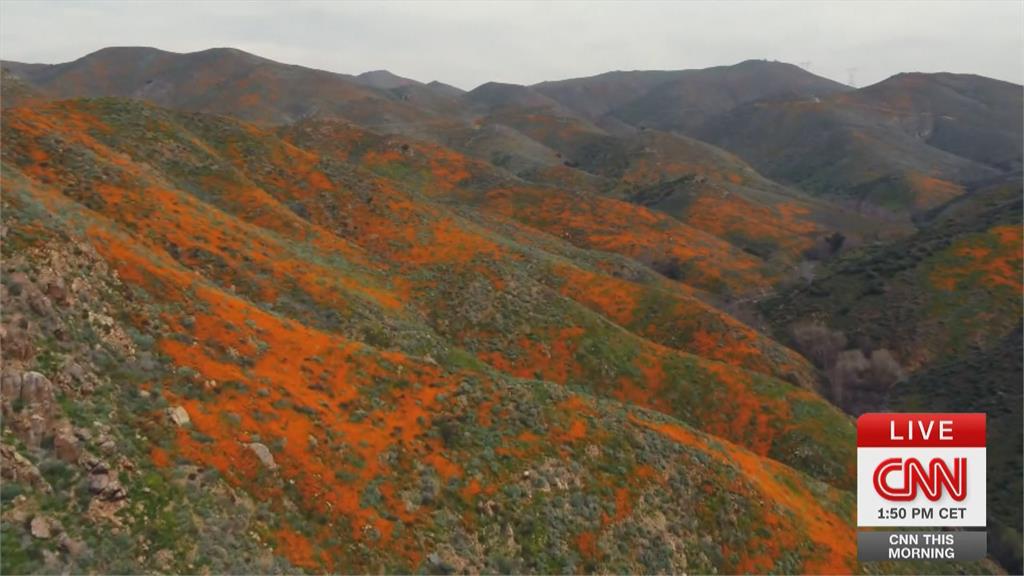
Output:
(872, 456), (967, 502)
(857, 413), (984, 527)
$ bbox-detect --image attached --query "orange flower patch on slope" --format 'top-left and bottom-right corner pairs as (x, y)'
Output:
(476, 326), (587, 384)
(632, 415), (855, 574)
(906, 172), (965, 211)
(399, 218), (508, 267)
(153, 280), (466, 570)
(930, 224), (1023, 293)
(484, 185), (771, 294)
(3, 101), (402, 316)
(552, 263), (818, 387)
(362, 142), (475, 194)
(684, 195), (819, 259)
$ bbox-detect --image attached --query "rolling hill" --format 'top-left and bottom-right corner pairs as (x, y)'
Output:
(694, 73), (1022, 215)
(2, 47), (893, 257)
(534, 60), (850, 132)
(1, 47), (442, 130)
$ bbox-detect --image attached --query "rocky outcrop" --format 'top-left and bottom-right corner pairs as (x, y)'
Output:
(168, 405), (190, 426)
(0, 443), (51, 493)
(1, 370), (58, 449)
(246, 442), (278, 470)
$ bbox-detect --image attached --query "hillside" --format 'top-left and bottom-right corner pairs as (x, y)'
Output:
(0, 95), (870, 574)
(4, 47), (868, 262)
(609, 60), (849, 133)
(760, 179), (1023, 572)
(761, 178), (1022, 378)
(695, 73), (1022, 215)
(897, 327), (1023, 573)
(534, 60), (849, 132)
(533, 62), (1022, 219)
(1, 47), (437, 129)
(535, 69), (686, 118)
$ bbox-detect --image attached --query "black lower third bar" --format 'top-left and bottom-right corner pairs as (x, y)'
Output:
(858, 531), (987, 561)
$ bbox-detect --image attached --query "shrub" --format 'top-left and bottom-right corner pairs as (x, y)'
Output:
(829, 349), (869, 406)
(790, 320), (847, 369)
(866, 349), (904, 392)
(790, 321), (905, 412)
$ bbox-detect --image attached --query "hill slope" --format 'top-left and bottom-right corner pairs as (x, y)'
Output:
(0, 95), (926, 574)
(534, 60), (849, 132)
(2, 47), (437, 129)
(760, 179), (1023, 572)
(4, 47), (865, 264)
(695, 73), (1022, 215)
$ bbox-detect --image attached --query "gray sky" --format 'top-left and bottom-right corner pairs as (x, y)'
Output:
(1, 1), (1021, 90)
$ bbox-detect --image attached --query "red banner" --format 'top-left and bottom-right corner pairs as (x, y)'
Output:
(857, 413), (986, 447)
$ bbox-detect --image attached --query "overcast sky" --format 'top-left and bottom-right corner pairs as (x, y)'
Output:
(1, 1), (1021, 90)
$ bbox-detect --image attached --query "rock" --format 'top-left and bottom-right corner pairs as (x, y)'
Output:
(101, 479), (127, 501)
(44, 278), (69, 306)
(167, 406), (190, 426)
(84, 455), (106, 474)
(59, 534), (88, 558)
(30, 515), (53, 539)
(89, 473), (111, 494)
(19, 371), (57, 411)
(0, 371), (21, 404)
(54, 431), (82, 463)
(86, 497), (126, 527)
(88, 470), (126, 501)
(28, 292), (53, 317)
(98, 438), (117, 454)
(426, 545), (468, 575)
(0, 327), (34, 361)
(153, 549), (175, 571)
(59, 361), (86, 387)
(0, 443), (51, 492)
(5, 497), (32, 524)
(246, 442), (277, 470)
(26, 415), (49, 450)
(426, 552), (456, 574)
(1, 371), (57, 448)
(41, 549), (62, 574)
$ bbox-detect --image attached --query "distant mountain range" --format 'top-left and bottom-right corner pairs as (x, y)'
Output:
(6, 47), (1019, 218)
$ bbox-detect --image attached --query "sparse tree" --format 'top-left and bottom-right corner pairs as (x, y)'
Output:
(790, 320), (847, 369)
(790, 321), (906, 412)
(829, 349), (869, 406)
(866, 348), (904, 391)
